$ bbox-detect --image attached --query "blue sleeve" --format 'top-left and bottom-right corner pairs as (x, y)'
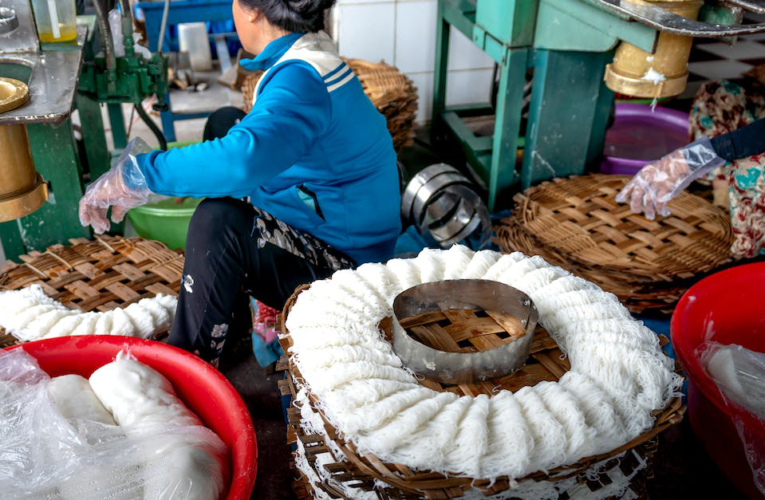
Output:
(133, 63), (331, 197)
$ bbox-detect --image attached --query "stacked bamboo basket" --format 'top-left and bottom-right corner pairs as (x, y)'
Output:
(242, 58), (418, 152)
(277, 284), (686, 499)
(494, 174), (733, 313)
(0, 236), (183, 347)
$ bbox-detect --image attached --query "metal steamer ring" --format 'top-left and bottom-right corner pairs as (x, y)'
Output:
(401, 164), (491, 247)
(401, 163), (464, 222)
(390, 280), (539, 385)
(0, 7), (19, 35)
(420, 184), (490, 247)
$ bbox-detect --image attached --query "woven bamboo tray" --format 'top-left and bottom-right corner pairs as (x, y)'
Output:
(277, 284), (686, 499)
(494, 174), (733, 313)
(242, 59), (418, 152)
(0, 236), (183, 348)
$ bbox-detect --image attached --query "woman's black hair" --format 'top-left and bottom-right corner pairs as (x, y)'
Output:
(240, 0), (337, 33)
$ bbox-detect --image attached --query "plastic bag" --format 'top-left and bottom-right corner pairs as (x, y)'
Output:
(0, 349), (229, 499)
(700, 342), (765, 495)
(109, 9), (125, 58)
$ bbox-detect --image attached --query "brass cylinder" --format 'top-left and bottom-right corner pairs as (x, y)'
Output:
(0, 78), (48, 222)
(604, 0), (704, 98)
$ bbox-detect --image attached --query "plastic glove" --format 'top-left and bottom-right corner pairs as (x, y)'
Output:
(616, 137), (726, 220)
(79, 138), (154, 234)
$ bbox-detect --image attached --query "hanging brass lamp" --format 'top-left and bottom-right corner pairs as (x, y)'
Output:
(0, 77), (48, 222)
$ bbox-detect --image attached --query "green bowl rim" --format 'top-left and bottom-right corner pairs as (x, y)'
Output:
(128, 205), (199, 217)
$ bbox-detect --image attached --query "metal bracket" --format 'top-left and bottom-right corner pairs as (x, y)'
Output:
(727, 0), (765, 15)
(582, 0), (765, 37)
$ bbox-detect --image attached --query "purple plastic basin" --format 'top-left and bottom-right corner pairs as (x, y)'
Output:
(601, 104), (690, 176)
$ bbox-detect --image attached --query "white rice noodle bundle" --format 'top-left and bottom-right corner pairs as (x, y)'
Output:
(0, 285), (177, 341)
(285, 246), (681, 483)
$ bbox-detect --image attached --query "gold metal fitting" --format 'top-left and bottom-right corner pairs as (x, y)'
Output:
(604, 0), (703, 98)
(0, 77), (49, 222)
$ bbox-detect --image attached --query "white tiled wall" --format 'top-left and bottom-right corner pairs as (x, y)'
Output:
(334, 0), (495, 123)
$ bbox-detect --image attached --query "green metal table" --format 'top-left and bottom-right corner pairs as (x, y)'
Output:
(433, 0), (666, 210)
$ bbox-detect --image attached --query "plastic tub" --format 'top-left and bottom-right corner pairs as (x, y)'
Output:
(601, 104), (690, 176)
(127, 140), (202, 250)
(672, 262), (765, 499)
(128, 196), (202, 250)
(6, 336), (257, 500)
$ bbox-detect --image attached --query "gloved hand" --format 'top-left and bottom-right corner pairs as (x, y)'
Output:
(616, 137), (726, 220)
(79, 138), (154, 234)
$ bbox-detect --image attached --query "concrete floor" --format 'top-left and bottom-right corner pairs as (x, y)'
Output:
(90, 81), (748, 499)
(223, 356), (297, 500)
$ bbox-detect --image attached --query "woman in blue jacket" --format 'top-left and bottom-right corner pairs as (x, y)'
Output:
(79, 0), (401, 367)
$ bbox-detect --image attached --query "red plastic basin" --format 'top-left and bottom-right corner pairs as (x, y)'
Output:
(6, 336), (257, 500)
(672, 262), (765, 499)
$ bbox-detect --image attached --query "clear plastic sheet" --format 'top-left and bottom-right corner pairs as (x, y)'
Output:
(108, 9), (125, 57)
(0, 349), (228, 500)
(700, 342), (765, 495)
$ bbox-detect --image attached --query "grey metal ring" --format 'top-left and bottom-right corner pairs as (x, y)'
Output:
(410, 173), (471, 226)
(401, 164), (461, 221)
(0, 7), (19, 35)
(391, 279), (539, 385)
(420, 197), (474, 242)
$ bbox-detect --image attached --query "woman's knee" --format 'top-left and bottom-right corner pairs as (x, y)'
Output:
(203, 107), (247, 141)
(186, 198), (253, 249)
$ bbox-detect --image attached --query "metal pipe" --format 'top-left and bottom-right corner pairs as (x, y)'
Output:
(93, 0), (116, 72)
(134, 103), (167, 151)
(157, 0), (171, 54)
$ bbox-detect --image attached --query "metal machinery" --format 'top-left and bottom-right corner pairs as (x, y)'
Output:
(0, 0), (167, 259)
(434, 0), (765, 210)
(138, 0), (235, 142)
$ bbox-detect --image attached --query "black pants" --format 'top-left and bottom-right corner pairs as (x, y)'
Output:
(168, 111), (355, 367)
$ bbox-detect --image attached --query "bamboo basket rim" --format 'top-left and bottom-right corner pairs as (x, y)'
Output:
(494, 174), (733, 313)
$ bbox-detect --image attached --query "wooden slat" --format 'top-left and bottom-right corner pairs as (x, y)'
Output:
(398, 310), (447, 329)
(486, 311), (527, 338)
(74, 262), (103, 279)
(443, 317), (505, 337)
(64, 280), (101, 300)
(532, 352), (567, 380)
(497, 363), (559, 392)
(112, 262), (146, 281)
(409, 325), (461, 353)
(529, 332), (559, 354)
(106, 282), (141, 302)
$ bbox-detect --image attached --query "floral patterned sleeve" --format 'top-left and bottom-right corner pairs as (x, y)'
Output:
(689, 79), (765, 260)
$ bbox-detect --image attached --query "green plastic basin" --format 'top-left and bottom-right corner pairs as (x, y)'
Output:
(127, 141), (202, 250)
(128, 196), (202, 250)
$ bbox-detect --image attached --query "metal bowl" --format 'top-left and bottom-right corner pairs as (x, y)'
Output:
(0, 77), (28, 114)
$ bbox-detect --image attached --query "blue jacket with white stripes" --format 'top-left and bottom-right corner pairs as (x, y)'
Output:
(134, 32), (401, 265)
